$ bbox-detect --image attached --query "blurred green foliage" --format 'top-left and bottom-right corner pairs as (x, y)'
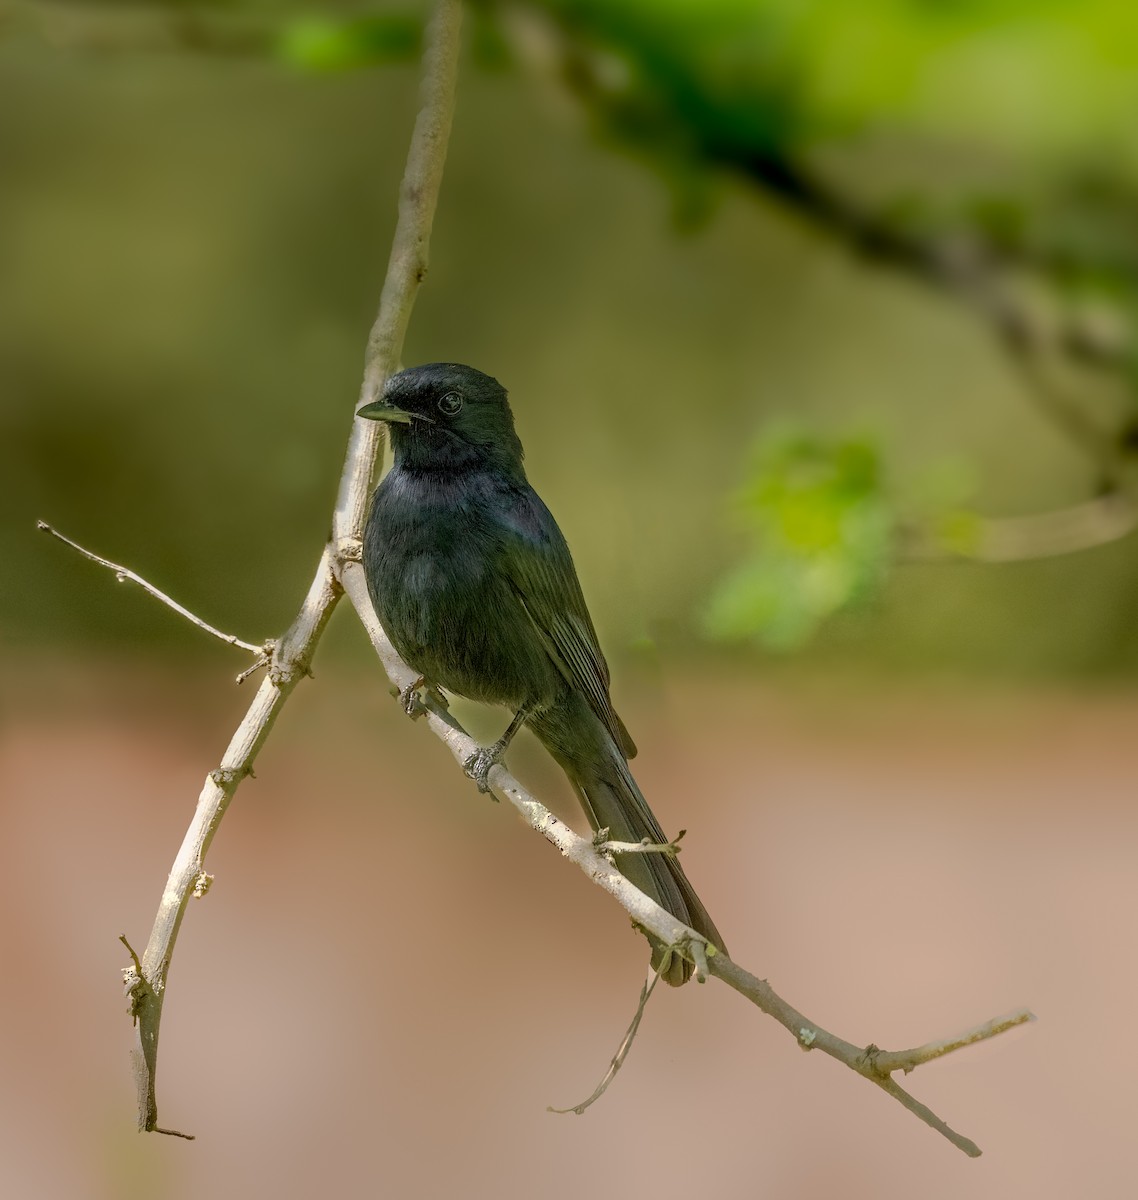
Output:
(276, 14), (420, 72)
(703, 433), (893, 651)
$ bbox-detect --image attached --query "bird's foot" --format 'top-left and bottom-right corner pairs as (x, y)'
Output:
(463, 744), (504, 796)
(399, 677), (427, 718)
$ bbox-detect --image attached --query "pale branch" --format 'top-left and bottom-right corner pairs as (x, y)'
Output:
(338, 559), (1029, 1157)
(129, 546), (341, 1136)
(901, 491), (1138, 564)
(595, 832), (683, 858)
(708, 955), (1033, 1159)
(98, 0), (466, 1135)
(36, 520), (267, 661)
(869, 1009), (1035, 1076)
(333, 0), (463, 550)
(966, 493), (1138, 561)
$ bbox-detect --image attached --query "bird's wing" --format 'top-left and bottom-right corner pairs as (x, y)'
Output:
(498, 489), (637, 759)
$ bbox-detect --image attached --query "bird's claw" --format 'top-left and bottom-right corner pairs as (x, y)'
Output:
(463, 747), (501, 796)
(399, 677), (427, 718)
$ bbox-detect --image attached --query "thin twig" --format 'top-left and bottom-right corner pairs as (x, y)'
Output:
(37, 521), (265, 656)
(902, 492), (1138, 564)
(333, 0), (462, 549)
(869, 1009), (1036, 1075)
(548, 961), (667, 1115)
(596, 830), (684, 858)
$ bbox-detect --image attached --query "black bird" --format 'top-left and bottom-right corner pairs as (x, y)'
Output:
(358, 363), (725, 984)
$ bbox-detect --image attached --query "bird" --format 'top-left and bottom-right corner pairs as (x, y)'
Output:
(358, 362), (725, 984)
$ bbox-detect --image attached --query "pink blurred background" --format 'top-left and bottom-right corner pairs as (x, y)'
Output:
(4, 658), (1134, 1199)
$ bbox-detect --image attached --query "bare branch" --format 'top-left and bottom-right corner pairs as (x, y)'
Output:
(902, 492), (1138, 564)
(128, 546), (340, 1135)
(967, 494), (1138, 561)
(333, 0), (463, 548)
(870, 1009), (1036, 1075)
(115, 0), (465, 1135)
(595, 830), (684, 858)
(37, 520), (266, 657)
(707, 955), (1032, 1158)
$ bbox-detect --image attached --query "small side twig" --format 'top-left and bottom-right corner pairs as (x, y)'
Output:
(548, 960), (667, 1115)
(867, 1009), (1035, 1076)
(595, 827), (685, 859)
(37, 520), (268, 661)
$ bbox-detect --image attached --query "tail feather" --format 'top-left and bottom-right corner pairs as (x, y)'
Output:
(530, 700), (726, 985)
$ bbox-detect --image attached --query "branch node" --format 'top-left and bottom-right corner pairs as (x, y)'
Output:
(688, 937), (709, 984)
(859, 1043), (882, 1074)
(120, 934), (148, 1024)
(798, 1027), (818, 1050)
(399, 676), (429, 718)
(191, 872), (214, 899)
(594, 828), (683, 860)
(151, 1125), (196, 1141)
(236, 644), (274, 685)
(337, 537), (364, 563)
(209, 765), (250, 788)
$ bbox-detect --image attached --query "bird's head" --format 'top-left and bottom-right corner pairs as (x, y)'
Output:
(358, 362), (526, 478)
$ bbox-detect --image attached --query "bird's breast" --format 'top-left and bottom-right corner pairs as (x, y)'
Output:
(362, 467), (559, 709)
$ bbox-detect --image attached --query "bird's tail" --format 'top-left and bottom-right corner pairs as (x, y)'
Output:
(530, 701), (726, 986)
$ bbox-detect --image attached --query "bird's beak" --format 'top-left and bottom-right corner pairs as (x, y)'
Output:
(357, 398), (414, 424)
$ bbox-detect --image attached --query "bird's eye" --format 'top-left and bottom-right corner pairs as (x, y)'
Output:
(437, 391), (463, 416)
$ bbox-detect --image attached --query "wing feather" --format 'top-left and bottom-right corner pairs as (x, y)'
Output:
(498, 490), (637, 759)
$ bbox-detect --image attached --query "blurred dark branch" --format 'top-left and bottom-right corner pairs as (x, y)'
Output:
(0, 0), (280, 56)
(0, 0), (420, 64)
(504, 2), (1135, 502)
(98, 0), (465, 1136)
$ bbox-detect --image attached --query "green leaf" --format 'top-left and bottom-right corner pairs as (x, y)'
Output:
(702, 431), (894, 650)
(276, 15), (421, 73)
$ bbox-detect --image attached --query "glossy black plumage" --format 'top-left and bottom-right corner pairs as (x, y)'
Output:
(359, 363), (725, 983)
